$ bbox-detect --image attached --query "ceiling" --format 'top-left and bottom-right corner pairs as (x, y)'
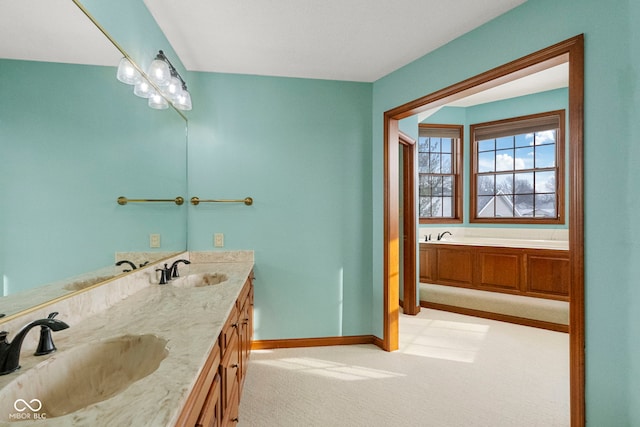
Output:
(1, 0), (526, 82)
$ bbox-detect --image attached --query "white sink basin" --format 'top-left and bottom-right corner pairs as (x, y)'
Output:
(0, 334), (168, 420)
(170, 272), (228, 287)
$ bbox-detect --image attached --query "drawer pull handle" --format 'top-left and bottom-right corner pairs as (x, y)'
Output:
(232, 323), (238, 328)
(231, 364), (239, 368)
(231, 417), (239, 423)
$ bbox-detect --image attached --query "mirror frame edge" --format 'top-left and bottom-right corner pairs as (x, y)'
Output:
(382, 34), (585, 426)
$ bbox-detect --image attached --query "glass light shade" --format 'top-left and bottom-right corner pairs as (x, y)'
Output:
(133, 79), (153, 98)
(147, 59), (171, 87)
(116, 57), (141, 85)
(166, 76), (182, 100)
(173, 89), (192, 111)
(148, 91), (169, 110)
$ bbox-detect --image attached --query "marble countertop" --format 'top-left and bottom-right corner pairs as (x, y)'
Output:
(0, 259), (253, 426)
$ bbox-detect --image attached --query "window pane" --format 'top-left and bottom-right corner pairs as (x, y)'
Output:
(441, 153), (452, 174)
(442, 196), (453, 217)
(430, 138), (441, 152)
(514, 172), (534, 195)
(418, 153), (430, 173)
(431, 176), (443, 196)
(478, 139), (495, 152)
(478, 151), (495, 173)
(535, 171), (555, 192)
(535, 143), (556, 168)
(418, 137), (429, 152)
(495, 149), (514, 172)
(535, 194), (556, 217)
(535, 130), (556, 145)
(515, 194), (534, 216)
(430, 153), (441, 173)
(441, 139), (452, 153)
(495, 194), (514, 217)
(442, 176), (453, 196)
(496, 136), (514, 150)
(495, 173), (513, 194)
(478, 175), (495, 195)
(477, 195), (495, 217)
(515, 147), (533, 170)
(419, 175), (431, 196)
(432, 198), (443, 216)
(419, 197), (430, 217)
(515, 133), (533, 148)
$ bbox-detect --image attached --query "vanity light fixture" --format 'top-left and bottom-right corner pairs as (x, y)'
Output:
(116, 50), (192, 111)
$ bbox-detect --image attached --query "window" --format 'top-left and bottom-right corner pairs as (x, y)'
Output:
(418, 124), (463, 223)
(470, 110), (565, 223)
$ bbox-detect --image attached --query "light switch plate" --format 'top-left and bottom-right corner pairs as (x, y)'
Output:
(214, 233), (224, 247)
(150, 234), (161, 248)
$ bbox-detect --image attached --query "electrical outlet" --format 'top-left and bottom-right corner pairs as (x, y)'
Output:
(214, 233), (224, 247)
(150, 234), (161, 248)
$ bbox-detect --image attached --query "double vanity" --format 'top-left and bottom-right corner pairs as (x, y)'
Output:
(0, 251), (254, 426)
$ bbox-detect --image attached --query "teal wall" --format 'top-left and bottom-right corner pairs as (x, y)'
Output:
(5, 0), (640, 423)
(420, 88), (569, 229)
(372, 0), (639, 424)
(186, 72), (373, 339)
(0, 59), (187, 295)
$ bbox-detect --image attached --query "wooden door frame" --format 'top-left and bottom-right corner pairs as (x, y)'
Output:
(382, 35), (584, 426)
(399, 131), (420, 315)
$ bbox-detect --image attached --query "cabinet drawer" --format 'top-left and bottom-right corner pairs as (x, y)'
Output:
(219, 306), (239, 355)
(196, 373), (221, 427)
(220, 331), (240, 414)
(174, 342), (220, 427)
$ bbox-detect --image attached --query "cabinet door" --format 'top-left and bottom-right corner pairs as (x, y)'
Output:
(436, 247), (473, 286)
(526, 253), (570, 299)
(419, 245), (436, 282)
(476, 250), (521, 292)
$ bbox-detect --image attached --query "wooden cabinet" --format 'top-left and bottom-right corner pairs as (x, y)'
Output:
(419, 245), (436, 282)
(176, 273), (254, 427)
(419, 243), (568, 301)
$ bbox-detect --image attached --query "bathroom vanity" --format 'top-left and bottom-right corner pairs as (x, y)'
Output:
(0, 251), (254, 426)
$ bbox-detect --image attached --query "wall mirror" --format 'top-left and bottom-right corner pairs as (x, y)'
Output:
(383, 36), (583, 424)
(0, 0), (188, 320)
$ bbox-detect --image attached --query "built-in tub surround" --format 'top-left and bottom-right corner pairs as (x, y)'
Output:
(0, 251), (254, 426)
(419, 227), (569, 250)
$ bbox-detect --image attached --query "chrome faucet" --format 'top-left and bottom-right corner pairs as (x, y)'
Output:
(169, 259), (191, 278)
(437, 231), (453, 241)
(115, 259), (137, 272)
(0, 316), (70, 375)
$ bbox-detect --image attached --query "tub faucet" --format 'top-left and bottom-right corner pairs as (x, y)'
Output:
(116, 260), (137, 272)
(170, 259), (191, 278)
(0, 316), (70, 375)
(437, 231), (453, 241)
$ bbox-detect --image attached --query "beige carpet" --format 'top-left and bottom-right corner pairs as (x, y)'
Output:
(420, 283), (569, 325)
(238, 309), (569, 426)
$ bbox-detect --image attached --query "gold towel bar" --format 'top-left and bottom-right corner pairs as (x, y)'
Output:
(190, 197), (253, 206)
(117, 196), (185, 206)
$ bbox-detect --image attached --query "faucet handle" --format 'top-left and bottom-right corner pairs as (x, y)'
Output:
(34, 312), (61, 356)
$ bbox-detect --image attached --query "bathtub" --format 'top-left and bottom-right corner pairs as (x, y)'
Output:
(419, 227), (569, 251)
